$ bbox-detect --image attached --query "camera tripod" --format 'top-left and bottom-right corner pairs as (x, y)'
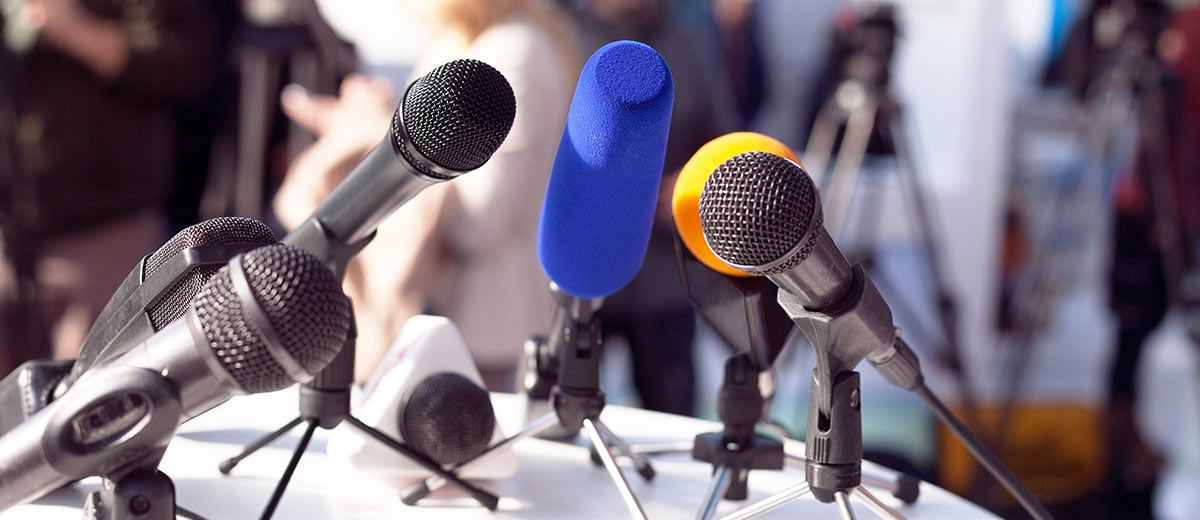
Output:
(802, 67), (978, 433)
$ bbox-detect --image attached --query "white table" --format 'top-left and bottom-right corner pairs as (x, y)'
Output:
(1, 390), (999, 519)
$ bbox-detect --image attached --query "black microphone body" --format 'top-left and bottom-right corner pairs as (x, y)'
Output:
(282, 59), (516, 267)
(0, 245), (351, 511)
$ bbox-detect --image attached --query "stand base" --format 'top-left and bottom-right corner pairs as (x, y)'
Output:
(83, 469), (180, 520)
(401, 408), (655, 520)
(720, 483), (908, 520)
(693, 433), (784, 501)
(218, 388), (499, 518)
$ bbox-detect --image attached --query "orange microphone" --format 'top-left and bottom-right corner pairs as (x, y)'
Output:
(670, 132), (799, 370)
(672, 132), (801, 277)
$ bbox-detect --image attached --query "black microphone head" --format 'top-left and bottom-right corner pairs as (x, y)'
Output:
(144, 217), (276, 330)
(395, 59), (516, 178)
(191, 244), (351, 394)
(698, 151), (822, 275)
(398, 373), (495, 466)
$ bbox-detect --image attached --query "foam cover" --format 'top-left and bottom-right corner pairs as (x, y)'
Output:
(537, 41), (674, 299)
(672, 133), (799, 277)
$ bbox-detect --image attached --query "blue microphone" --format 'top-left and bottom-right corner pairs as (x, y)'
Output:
(521, 40), (673, 401)
(537, 40), (674, 299)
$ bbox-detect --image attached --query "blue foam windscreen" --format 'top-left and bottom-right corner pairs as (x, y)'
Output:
(537, 41), (675, 299)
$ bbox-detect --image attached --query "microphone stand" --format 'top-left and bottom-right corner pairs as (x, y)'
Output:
(722, 265), (1053, 520)
(215, 225), (500, 517)
(615, 244), (919, 518)
(399, 284), (656, 519)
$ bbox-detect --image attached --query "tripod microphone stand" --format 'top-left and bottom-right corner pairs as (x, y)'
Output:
(216, 232), (499, 518)
(399, 285), (656, 519)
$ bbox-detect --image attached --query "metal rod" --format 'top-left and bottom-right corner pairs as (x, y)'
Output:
(717, 482), (810, 520)
(406, 410), (558, 500)
(592, 418), (654, 479)
(219, 416), (304, 474)
(834, 490), (857, 520)
(697, 466), (735, 520)
(853, 486), (907, 520)
(584, 418), (648, 520)
(259, 419), (317, 520)
(629, 440), (694, 456)
(342, 415), (499, 510)
(915, 384), (1054, 520)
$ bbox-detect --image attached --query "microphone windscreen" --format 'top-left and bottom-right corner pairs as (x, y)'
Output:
(672, 133), (799, 277)
(537, 40), (674, 299)
(399, 373), (495, 466)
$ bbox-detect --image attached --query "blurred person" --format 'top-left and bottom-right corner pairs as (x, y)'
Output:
(565, 0), (737, 415)
(273, 0), (579, 387)
(0, 0), (218, 367)
(712, 0), (766, 127)
(1100, 1), (1200, 517)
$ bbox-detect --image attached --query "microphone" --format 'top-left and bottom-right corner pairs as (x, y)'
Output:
(399, 372), (495, 466)
(0, 244), (351, 510)
(283, 59), (517, 259)
(523, 39), (673, 395)
(671, 132), (798, 370)
(0, 217), (275, 437)
(697, 151), (921, 388)
(67, 217), (277, 391)
(697, 152), (1056, 520)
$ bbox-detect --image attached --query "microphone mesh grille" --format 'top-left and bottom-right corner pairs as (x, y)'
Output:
(698, 152), (820, 274)
(145, 217), (276, 330)
(144, 217), (275, 278)
(192, 245), (350, 393)
(400, 373), (495, 466)
(398, 59), (515, 175)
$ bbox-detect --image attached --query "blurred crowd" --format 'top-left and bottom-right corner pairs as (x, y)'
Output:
(3, 0), (1200, 518)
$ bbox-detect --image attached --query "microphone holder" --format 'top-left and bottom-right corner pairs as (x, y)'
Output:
(399, 287), (656, 519)
(83, 468), (204, 520)
(216, 233), (499, 518)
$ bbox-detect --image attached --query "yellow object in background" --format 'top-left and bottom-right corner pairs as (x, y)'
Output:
(938, 402), (1105, 505)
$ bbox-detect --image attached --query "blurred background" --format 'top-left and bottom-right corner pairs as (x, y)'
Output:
(2, 0), (1200, 518)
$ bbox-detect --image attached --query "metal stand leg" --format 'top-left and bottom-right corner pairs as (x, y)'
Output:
(718, 482), (811, 520)
(697, 466), (735, 520)
(853, 486), (906, 520)
(833, 490), (858, 520)
(592, 418), (655, 480)
(400, 410), (559, 504)
(218, 417), (304, 474)
(341, 416), (499, 509)
(585, 418), (649, 520)
(259, 419), (318, 520)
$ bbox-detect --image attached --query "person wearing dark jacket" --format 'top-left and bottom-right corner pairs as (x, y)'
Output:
(0, 0), (218, 366)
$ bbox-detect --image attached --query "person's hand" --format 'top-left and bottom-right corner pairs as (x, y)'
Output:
(274, 75), (397, 230)
(281, 74), (396, 149)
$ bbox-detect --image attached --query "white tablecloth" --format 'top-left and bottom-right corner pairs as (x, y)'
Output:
(1, 390), (999, 519)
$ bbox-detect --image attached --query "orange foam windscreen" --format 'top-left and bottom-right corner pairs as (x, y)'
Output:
(671, 132), (800, 277)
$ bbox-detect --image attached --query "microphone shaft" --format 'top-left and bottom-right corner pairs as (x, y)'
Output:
(298, 141), (436, 247)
